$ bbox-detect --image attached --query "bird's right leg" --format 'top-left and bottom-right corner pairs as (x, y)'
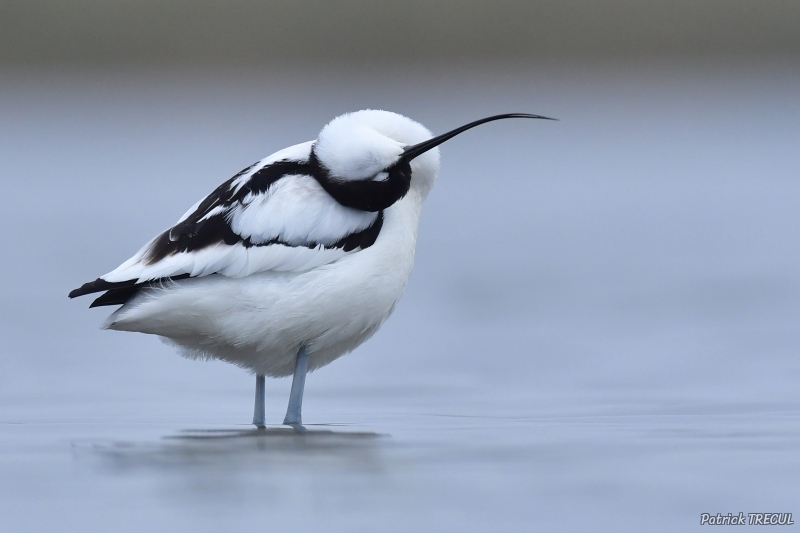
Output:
(252, 374), (266, 428)
(283, 346), (309, 428)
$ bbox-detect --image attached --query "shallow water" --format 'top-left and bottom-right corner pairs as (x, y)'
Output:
(1, 62), (799, 531)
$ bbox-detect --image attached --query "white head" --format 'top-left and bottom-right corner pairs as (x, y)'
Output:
(314, 109), (441, 200)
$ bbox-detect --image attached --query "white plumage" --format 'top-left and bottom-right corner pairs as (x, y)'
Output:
(69, 109), (552, 426)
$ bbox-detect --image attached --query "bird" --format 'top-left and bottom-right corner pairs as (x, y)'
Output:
(69, 110), (554, 429)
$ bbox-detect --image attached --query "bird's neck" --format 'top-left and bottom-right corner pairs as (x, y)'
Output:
(308, 148), (411, 212)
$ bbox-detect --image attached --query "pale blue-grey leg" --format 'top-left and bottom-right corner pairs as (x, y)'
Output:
(252, 374), (266, 428)
(283, 346), (309, 427)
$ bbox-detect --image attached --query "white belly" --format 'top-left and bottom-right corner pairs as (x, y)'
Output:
(105, 192), (423, 377)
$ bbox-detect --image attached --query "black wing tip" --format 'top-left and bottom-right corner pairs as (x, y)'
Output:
(69, 278), (104, 298)
(69, 273), (194, 301)
(68, 277), (136, 299)
(89, 286), (141, 307)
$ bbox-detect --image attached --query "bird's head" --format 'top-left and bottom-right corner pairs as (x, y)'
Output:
(313, 110), (440, 202)
(310, 109), (554, 212)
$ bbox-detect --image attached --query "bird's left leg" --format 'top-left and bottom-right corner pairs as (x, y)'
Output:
(283, 346), (309, 428)
(252, 374), (266, 428)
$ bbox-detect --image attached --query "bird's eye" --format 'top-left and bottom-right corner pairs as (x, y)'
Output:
(372, 171), (389, 182)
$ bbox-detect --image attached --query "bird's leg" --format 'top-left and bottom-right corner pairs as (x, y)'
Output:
(283, 346), (309, 428)
(252, 374), (266, 428)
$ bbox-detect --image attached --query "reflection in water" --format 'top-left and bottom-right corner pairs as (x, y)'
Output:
(85, 428), (387, 475)
(74, 428), (392, 507)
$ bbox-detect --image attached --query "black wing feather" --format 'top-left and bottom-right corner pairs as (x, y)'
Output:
(69, 274), (193, 307)
(147, 160), (311, 264)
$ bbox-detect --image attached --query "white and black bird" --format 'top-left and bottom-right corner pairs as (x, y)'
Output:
(69, 110), (553, 428)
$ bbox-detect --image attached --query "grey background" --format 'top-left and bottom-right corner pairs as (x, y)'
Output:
(1, 2), (799, 532)
(2, 0), (800, 65)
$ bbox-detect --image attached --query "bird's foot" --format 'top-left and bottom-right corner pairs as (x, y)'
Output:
(282, 420), (307, 433)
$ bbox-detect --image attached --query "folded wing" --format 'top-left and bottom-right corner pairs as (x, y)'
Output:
(69, 141), (383, 307)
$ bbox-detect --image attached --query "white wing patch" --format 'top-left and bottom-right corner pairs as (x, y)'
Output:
(228, 174), (376, 246)
(105, 241), (350, 283)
